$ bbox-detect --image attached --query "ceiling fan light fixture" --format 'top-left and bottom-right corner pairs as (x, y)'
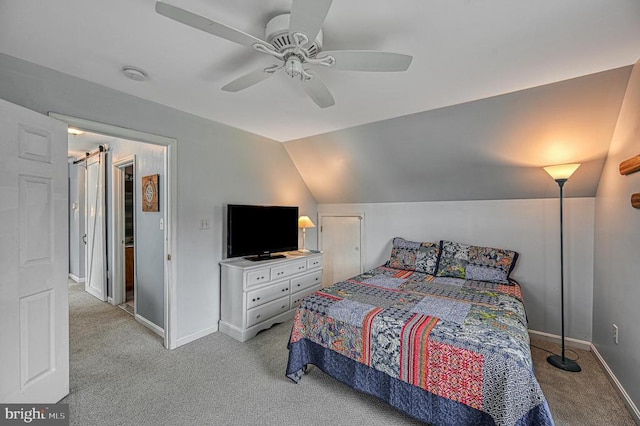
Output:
(285, 56), (311, 80)
(285, 57), (302, 78)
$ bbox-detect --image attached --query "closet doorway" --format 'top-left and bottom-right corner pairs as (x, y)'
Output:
(113, 157), (136, 314)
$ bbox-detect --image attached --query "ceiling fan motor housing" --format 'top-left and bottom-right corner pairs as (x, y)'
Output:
(265, 14), (322, 57)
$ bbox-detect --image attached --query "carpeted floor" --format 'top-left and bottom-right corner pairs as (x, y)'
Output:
(62, 282), (637, 425)
(529, 339), (636, 426)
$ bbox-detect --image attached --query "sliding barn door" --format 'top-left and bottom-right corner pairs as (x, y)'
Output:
(85, 152), (107, 301)
(319, 214), (363, 287)
(0, 98), (69, 402)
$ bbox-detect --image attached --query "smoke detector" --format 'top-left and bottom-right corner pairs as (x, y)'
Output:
(121, 66), (148, 81)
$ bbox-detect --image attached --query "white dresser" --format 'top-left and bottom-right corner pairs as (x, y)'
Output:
(219, 252), (323, 342)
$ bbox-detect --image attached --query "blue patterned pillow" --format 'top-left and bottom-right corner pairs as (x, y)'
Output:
(386, 237), (440, 275)
(436, 240), (518, 284)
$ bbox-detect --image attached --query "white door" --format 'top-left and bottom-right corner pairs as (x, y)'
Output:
(0, 99), (69, 402)
(85, 152), (107, 301)
(319, 214), (363, 287)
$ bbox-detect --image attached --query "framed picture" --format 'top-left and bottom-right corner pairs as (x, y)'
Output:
(142, 174), (159, 212)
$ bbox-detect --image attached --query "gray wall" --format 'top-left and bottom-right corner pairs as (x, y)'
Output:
(319, 198), (595, 341)
(0, 53), (317, 343)
(593, 60), (640, 410)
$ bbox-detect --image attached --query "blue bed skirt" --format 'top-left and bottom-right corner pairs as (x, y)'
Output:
(287, 338), (554, 426)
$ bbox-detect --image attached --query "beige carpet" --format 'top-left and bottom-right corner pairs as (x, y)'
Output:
(529, 339), (636, 425)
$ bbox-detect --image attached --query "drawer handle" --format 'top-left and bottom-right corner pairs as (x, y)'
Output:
(297, 284), (301, 287)
(256, 314), (261, 319)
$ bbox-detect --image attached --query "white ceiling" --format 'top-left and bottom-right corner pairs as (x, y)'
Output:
(1, 0), (639, 142)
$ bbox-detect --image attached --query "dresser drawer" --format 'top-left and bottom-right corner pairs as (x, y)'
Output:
(290, 270), (322, 293)
(307, 256), (322, 270)
(246, 281), (290, 309)
(271, 260), (306, 281)
(290, 285), (321, 309)
(247, 297), (289, 328)
(246, 268), (270, 287)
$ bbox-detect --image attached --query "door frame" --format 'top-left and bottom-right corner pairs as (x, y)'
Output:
(50, 113), (178, 350)
(112, 155), (136, 307)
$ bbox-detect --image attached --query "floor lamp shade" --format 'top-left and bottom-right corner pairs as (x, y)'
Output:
(298, 216), (315, 252)
(544, 163), (581, 372)
(543, 163), (581, 181)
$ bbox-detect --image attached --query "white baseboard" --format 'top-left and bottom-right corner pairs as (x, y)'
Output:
(527, 329), (592, 351)
(68, 273), (85, 283)
(175, 325), (218, 348)
(135, 314), (164, 337)
(590, 344), (640, 425)
(528, 329), (640, 425)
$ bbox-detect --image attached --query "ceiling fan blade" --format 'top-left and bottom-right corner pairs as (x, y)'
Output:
(221, 69), (274, 92)
(155, 2), (272, 49)
(320, 50), (413, 72)
(289, 0), (333, 43)
(300, 71), (335, 108)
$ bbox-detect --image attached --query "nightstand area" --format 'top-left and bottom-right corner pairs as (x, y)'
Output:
(219, 252), (323, 342)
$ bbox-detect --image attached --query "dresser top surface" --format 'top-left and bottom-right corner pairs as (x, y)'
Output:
(220, 251), (322, 270)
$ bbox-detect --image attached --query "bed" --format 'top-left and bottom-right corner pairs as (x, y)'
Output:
(286, 238), (554, 426)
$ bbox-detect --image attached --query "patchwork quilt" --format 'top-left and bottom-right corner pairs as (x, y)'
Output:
(286, 266), (554, 426)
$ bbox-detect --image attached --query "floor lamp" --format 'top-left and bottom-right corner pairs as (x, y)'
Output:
(298, 216), (315, 252)
(543, 163), (581, 372)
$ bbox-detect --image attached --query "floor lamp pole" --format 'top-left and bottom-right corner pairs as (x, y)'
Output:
(547, 178), (581, 372)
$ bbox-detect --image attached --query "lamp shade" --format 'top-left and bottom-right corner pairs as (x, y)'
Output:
(543, 163), (580, 181)
(298, 216), (315, 229)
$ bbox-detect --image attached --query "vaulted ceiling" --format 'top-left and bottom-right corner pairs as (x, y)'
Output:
(284, 66), (632, 202)
(1, 0), (639, 143)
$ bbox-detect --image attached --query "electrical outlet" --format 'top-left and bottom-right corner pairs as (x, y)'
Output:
(613, 324), (619, 344)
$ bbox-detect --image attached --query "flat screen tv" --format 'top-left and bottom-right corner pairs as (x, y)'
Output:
(227, 204), (299, 261)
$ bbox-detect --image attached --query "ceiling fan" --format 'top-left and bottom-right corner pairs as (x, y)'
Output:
(155, 0), (413, 108)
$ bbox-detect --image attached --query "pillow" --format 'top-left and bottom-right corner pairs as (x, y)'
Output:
(436, 240), (518, 284)
(386, 237), (440, 275)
